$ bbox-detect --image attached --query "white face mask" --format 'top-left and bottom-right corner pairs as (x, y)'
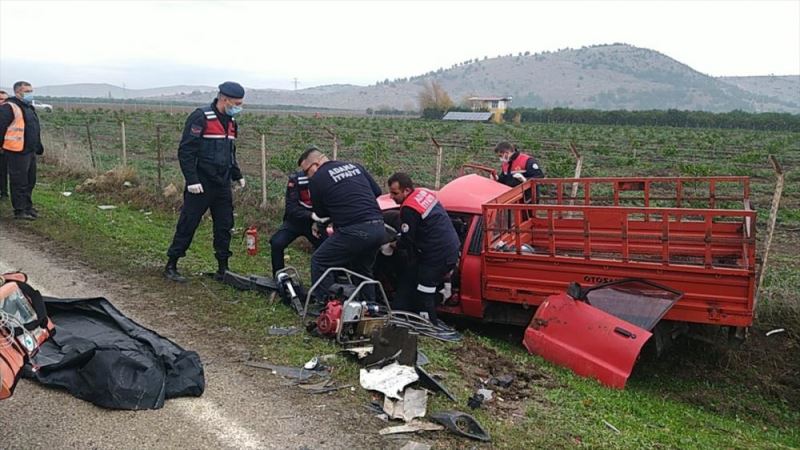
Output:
(499, 156), (510, 163)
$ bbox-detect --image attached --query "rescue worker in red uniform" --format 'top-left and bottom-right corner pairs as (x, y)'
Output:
(0, 81), (44, 220)
(269, 159), (325, 276)
(494, 141), (544, 187)
(387, 172), (460, 325)
(164, 82), (246, 282)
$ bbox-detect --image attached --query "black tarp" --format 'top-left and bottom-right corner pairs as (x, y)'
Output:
(22, 297), (205, 410)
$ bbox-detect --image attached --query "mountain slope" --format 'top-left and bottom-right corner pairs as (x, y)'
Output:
(27, 45), (800, 113)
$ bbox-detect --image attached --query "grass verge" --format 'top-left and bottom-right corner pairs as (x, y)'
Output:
(3, 167), (798, 449)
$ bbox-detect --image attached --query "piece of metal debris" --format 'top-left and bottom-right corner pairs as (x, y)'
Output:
(400, 441), (432, 450)
(378, 421), (444, 435)
(603, 420), (621, 434)
(268, 325), (301, 336)
(383, 388), (428, 422)
(360, 362), (419, 400)
(766, 328), (786, 337)
(97, 205), (117, 210)
(415, 365), (456, 402)
(343, 346), (374, 359)
(489, 374), (514, 388)
(243, 361), (330, 381)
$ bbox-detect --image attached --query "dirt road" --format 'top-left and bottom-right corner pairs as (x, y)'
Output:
(0, 227), (390, 449)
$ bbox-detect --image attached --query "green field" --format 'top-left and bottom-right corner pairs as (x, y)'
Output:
(17, 107), (800, 448)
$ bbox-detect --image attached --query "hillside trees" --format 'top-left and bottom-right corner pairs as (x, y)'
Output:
(418, 80), (454, 119)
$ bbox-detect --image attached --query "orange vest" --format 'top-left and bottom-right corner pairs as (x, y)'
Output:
(0, 272), (55, 400)
(2, 102), (25, 152)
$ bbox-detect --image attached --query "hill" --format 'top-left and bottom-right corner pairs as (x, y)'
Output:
(32, 83), (216, 99)
(26, 44), (800, 113)
(165, 44), (799, 113)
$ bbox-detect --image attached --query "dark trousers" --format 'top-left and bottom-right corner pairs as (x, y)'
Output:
(167, 186), (233, 261)
(0, 152), (8, 196)
(394, 257), (457, 324)
(6, 152), (36, 213)
(311, 220), (385, 300)
(269, 222), (324, 275)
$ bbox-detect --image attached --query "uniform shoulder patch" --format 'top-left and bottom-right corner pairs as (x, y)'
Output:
(401, 223), (409, 233)
(287, 181), (295, 188)
(190, 124), (203, 136)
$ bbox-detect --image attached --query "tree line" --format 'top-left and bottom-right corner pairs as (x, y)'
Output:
(503, 107), (800, 132)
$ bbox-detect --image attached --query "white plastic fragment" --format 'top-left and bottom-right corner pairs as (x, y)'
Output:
(383, 387), (428, 422)
(766, 328), (785, 337)
(360, 362), (419, 400)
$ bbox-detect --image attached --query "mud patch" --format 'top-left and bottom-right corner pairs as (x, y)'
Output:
(451, 340), (560, 421)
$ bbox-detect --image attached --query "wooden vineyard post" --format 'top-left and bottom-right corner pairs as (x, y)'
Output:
(431, 136), (443, 190)
(757, 155), (785, 301)
(121, 120), (128, 167)
(260, 134), (268, 210)
(61, 127), (68, 167)
(325, 126), (339, 160)
(569, 142), (583, 205)
(156, 125), (163, 191)
(85, 123), (97, 173)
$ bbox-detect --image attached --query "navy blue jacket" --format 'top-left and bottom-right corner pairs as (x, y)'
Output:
(398, 192), (460, 265)
(282, 171), (314, 227)
(177, 99), (242, 187)
(309, 160), (382, 228)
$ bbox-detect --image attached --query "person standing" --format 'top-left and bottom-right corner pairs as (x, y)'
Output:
(0, 82), (44, 219)
(494, 141), (544, 187)
(298, 147), (384, 298)
(0, 89), (9, 200)
(386, 172), (460, 324)
(269, 161), (325, 277)
(164, 82), (246, 282)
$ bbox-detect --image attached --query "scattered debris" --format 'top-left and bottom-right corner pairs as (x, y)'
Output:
(268, 325), (301, 336)
(122, 181), (133, 188)
(416, 351), (429, 366)
(467, 392), (485, 410)
(97, 205), (117, 210)
(363, 324), (418, 367)
(304, 356), (320, 370)
(415, 364), (456, 402)
(603, 419), (621, 434)
(389, 311), (462, 342)
(378, 421), (444, 436)
(383, 388), (428, 422)
(244, 361), (330, 381)
(360, 362), (418, 400)
(343, 346), (374, 359)
(489, 374), (514, 388)
(61, 191), (72, 197)
(478, 388), (494, 402)
(399, 441), (431, 450)
(766, 328), (786, 337)
(430, 410), (491, 442)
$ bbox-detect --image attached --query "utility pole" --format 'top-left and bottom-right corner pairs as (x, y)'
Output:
(293, 78), (298, 91)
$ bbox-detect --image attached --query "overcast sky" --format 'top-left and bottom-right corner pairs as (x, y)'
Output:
(1, 0), (798, 90)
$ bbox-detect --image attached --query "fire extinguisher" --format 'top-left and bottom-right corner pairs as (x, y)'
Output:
(245, 225), (258, 256)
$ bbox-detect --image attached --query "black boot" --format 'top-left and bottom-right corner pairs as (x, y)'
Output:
(214, 258), (229, 281)
(164, 258), (187, 283)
